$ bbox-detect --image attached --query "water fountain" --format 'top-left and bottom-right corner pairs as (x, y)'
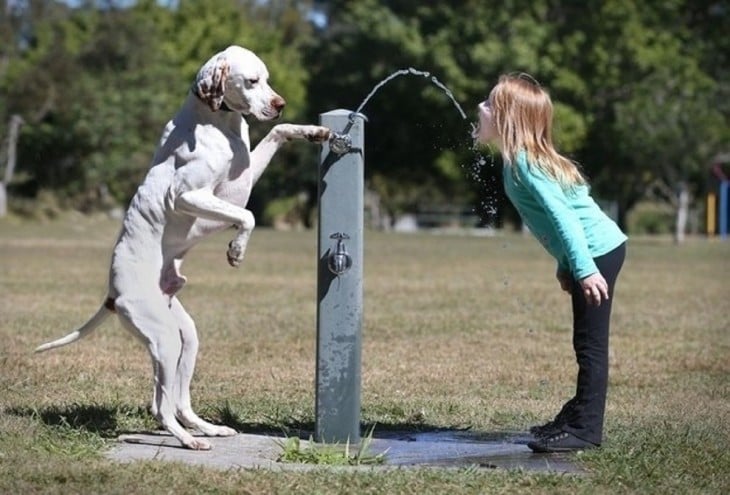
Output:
(315, 108), (365, 444)
(311, 72), (584, 474)
(315, 69), (467, 444)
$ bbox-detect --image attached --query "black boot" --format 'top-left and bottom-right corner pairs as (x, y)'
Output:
(528, 430), (599, 453)
(529, 397), (578, 438)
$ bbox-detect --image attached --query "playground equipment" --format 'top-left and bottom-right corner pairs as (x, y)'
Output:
(707, 155), (730, 238)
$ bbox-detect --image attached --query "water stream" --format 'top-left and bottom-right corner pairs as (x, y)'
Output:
(346, 67), (502, 227)
(354, 67), (467, 120)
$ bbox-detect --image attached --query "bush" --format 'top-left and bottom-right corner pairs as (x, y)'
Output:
(8, 189), (63, 221)
(262, 193), (311, 230)
(627, 201), (674, 235)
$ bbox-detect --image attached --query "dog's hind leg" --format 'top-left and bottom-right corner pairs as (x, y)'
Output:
(169, 297), (237, 437)
(115, 294), (212, 450)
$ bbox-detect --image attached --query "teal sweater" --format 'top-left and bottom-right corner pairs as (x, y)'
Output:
(503, 151), (627, 279)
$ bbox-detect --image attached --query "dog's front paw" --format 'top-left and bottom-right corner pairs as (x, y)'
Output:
(304, 125), (331, 143)
(227, 240), (245, 267)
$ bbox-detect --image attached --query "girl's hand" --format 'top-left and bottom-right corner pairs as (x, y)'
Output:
(579, 272), (609, 306)
(556, 270), (572, 293)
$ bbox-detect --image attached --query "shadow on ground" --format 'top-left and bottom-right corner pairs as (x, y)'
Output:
(6, 403), (151, 437)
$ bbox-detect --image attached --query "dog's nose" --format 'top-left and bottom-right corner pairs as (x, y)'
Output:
(272, 96), (286, 112)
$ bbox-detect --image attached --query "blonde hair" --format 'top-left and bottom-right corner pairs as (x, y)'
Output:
(489, 73), (585, 188)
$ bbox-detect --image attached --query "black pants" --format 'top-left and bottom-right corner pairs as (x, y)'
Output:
(563, 242), (626, 445)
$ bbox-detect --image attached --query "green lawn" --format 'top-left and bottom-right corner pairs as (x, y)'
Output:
(1, 215), (728, 494)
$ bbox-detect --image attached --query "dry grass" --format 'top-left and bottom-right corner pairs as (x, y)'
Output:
(0, 214), (728, 494)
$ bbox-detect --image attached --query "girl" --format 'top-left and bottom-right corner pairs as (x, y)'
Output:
(472, 74), (627, 453)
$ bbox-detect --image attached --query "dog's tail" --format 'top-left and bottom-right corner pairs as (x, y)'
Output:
(35, 297), (115, 353)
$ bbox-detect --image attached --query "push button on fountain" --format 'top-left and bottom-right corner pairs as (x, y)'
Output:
(328, 112), (367, 156)
(329, 132), (352, 155)
(327, 233), (353, 275)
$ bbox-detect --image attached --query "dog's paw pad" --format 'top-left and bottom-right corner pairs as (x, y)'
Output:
(226, 241), (245, 267)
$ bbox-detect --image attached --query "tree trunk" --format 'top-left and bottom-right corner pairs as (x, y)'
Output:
(0, 114), (24, 218)
(0, 182), (6, 217)
(674, 182), (689, 244)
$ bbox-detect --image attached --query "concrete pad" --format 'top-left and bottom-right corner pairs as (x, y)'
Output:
(107, 430), (584, 473)
(371, 431), (583, 472)
(108, 432), (289, 471)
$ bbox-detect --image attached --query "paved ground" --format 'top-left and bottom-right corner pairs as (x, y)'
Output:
(107, 430), (583, 473)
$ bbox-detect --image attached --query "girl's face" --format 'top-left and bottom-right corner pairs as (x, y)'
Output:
(472, 98), (498, 146)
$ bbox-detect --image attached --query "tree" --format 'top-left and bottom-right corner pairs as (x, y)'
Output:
(569, 1), (730, 236)
(0, 114), (23, 217)
(0, 0), (71, 213)
(3, 0), (727, 234)
(306, 0), (589, 225)
(613, 66), (728, 242)
(1, 0), (317, 216)
(306, 0), (729, 235)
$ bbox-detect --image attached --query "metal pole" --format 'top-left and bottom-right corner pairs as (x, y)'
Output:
(707, 193), (716, 236)
(720, 181), (729, 239)
(315, 110), (365, 443)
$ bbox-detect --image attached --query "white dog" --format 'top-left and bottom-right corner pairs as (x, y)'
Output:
(35, 45), (331, 450)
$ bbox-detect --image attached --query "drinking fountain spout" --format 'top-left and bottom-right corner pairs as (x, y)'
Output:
(328, 112), (367, 155)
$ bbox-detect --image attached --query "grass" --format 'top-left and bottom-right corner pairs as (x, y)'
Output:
(276, 427), (386, 466)
(1, 213), (728, 494)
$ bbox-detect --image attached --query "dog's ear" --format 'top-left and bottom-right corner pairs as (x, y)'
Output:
(194, 54), (230, 111)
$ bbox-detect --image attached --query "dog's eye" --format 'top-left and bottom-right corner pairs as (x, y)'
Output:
(247, 78), (260, 86)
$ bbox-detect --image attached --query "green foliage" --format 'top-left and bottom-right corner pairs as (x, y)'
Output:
(2, 0), (314, 213)
(561, 1), (730, 223)
(305, 1), (729, 225)
(262, 192), (311, 228)
(626, 201), (675, 235)
(1, 0), (728, 231)
(613, 65), (728, 191)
